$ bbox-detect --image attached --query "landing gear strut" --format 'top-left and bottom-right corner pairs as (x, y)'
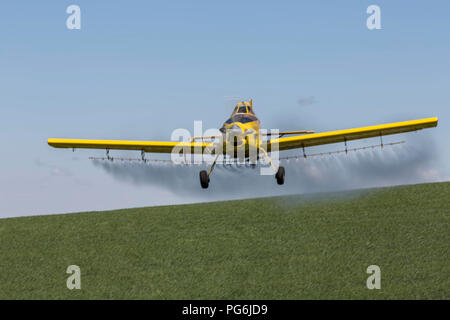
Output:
(259, 147), (285, 186)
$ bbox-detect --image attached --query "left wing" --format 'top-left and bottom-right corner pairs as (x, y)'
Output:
(267, 117), (438, 152)
(47, 138), (212, 154)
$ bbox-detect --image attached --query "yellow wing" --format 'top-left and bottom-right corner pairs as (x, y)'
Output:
(268, 117), (438, 151)
(47, 138), (212, 154)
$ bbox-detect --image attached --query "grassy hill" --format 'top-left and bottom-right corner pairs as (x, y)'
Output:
(0, 182), (449, 299)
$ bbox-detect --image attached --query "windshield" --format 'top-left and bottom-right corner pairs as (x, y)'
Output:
(237, 106), (248, 113)
(234, 114), (257, 123)
(222, 114), (258, 130)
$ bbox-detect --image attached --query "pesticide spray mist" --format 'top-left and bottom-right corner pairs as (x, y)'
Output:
(92, 135), (443, 204)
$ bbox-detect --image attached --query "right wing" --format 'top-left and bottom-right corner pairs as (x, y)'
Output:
(267, 117), (438, 152)
(262, 130), (315, 137)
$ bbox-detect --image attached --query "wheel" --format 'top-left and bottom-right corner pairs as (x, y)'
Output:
(275, 166), (285, 185)
(199, 170), (210, 189)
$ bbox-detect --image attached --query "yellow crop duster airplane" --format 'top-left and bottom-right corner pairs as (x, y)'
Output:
(48, 99), (438, 189)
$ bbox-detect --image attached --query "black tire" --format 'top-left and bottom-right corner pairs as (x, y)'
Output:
(275, 166), (285, 185)
(199, 170), (210, 189)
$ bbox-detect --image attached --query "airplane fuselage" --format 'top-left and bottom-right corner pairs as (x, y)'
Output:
(220, 100), (262, 160)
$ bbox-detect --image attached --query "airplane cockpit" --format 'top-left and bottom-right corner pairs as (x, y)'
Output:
(232, 100), (255, 115)
(221, 100), (259, 132)
(233, 105), (252, 115)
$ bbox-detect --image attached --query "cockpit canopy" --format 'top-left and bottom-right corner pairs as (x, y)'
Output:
(232, 100), (255, 115)
(221, 99), (258, 132)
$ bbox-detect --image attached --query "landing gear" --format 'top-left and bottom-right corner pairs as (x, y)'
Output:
(199, 170), (210, 189)
(275, 166), (285, 185)
(259, 147), (285, 186)
(199, 154), (219, 189)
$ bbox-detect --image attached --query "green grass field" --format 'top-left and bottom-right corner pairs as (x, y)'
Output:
(0, 182), (449, 299)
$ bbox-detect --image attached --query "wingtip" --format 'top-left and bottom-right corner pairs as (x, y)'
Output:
(47, 138), (58, 147)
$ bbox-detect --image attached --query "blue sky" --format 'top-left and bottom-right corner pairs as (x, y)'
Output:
(1, 1), (449, 217)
